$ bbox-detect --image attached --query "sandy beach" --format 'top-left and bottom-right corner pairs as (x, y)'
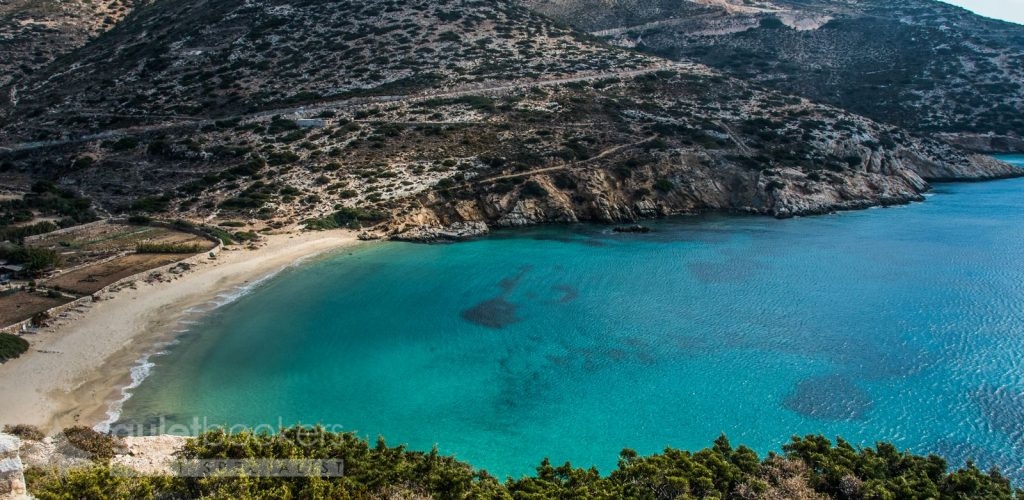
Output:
(0, 229), (363, 433)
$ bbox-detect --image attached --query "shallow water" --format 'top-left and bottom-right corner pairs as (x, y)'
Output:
(119, 156), (1024, 479)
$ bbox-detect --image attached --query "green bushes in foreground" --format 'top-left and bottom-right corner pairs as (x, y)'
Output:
(0, 332), (29, 362)
(24, 428), (1022, 499)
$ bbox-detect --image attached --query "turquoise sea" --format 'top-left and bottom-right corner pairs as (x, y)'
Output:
(118, 156), (1024, 480)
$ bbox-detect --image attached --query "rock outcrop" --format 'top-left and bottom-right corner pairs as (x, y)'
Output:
(389, 221), (489, 243)
(388, 147), (1020, 240)
(12, 432), (188, 480)
(0, 434), (26, 500)
(111, 435), (188, 476)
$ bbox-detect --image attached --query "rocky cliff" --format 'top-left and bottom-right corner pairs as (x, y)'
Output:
(383, 145), (1017, 240)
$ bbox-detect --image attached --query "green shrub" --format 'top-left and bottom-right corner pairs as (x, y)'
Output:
(129, 196), (171, 213)
(553, 173), (578, 190)
(0, 246), (62, 274)
(2, 184), (96, 225)
(233, 231), (259, 242)
(201, 226), (236, 245)
(59, 426), (118, 463)
(303, 208), (388, 230)
(109, 137), (140, 151)
(653, 178), (676, 193)
(135, 242), (207, 254)
(0, 333), (30, 362)
(0, 221), (59, 243)
(23, 430), (1023, 499)
(521, 180), (548, 198)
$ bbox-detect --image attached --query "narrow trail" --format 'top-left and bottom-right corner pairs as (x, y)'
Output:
(1, 63), (695, 152)
(434, 135), (660, 193)
(715, 120), (752, 155)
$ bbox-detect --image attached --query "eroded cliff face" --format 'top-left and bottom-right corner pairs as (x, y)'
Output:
(386, 147), (1018, 240)
(935, 134), (1024, 156)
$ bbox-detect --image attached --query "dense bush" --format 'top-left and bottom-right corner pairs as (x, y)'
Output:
(0, 183), (97, 229)
(201, 226), (238, 245)
(653, 178), (676, 193)
(23, 430), (1023, 499)
(58, 426), (118, 463)
(0, 221), (59, 243)
(521, 180), (548, 198)
(0, 246), (62, 274)
(135, 242), (207, 254)
(0, 333), (30, 362)
(303, 207), (387, 230)
(129, 195), (172, 213)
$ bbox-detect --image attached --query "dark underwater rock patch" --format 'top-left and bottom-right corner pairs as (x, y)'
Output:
(498, 265), (533, 293)
(461, 297), (520, 329)
(552, 284), (578, 303)
(784, 374), (874, 421)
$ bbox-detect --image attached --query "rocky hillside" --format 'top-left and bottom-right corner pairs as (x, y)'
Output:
(0, 0), (1019, 241)
(0, 0), (657, 143)
(524, 0), (1024, 152)
(0, 0), (134, 113)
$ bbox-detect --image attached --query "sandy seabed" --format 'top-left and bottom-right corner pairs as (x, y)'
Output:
(0, 229), (364, 433)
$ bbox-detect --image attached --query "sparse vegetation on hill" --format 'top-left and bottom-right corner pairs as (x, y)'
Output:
(0, 0), (135, 113)
(524, 0), (1024, 143)
(0, 181), (97, 233)
(1, 0), (658, 141)
(0, 0), (1019, 240)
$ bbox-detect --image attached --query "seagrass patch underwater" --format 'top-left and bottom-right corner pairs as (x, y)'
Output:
(118, 158), (1024, 480)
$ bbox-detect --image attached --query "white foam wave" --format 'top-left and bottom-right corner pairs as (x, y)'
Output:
(94, 265), (292, 433)
(209, 267), (285, 308)
(93, 352), (158, 433)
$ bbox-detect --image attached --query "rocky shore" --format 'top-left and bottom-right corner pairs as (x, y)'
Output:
(1, 430), (188, 499)
(385, 149), (1021, 241)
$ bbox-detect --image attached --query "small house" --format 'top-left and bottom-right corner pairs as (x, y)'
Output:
(296, 118), (328, 128)
(0, 264), (24, 280)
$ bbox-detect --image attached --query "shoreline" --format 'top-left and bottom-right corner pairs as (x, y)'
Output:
(0, 229), (364, 433)
(2, 164), (1021, 434)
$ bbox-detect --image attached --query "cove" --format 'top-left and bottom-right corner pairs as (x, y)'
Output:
(118, 156), (1024, 480)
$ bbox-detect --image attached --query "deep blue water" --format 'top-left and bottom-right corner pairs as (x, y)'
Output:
(119, 156), (1024, 480)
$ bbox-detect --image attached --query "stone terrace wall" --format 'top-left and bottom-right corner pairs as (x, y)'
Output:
(0, 223), (223, 336)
